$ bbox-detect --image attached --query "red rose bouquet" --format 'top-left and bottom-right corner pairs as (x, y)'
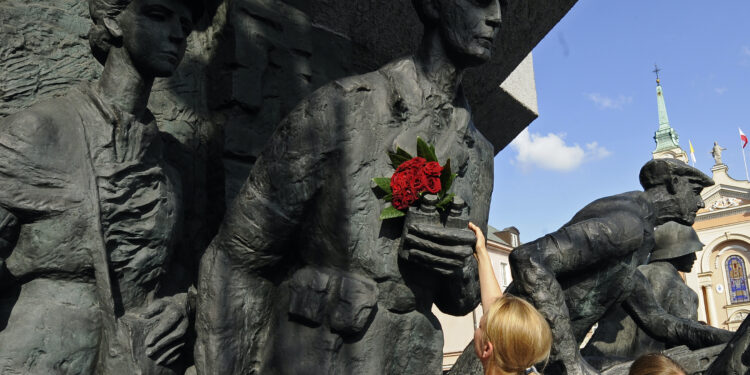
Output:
(373, 137), (456, 220)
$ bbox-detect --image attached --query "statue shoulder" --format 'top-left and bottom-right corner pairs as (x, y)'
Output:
(278, 68), (399, 137)
(0, 98), (78, 153)
(0, 93), (86, 176)
(572, 192), (650, 223)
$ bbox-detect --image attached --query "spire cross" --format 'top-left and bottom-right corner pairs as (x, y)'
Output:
(653, 64), (661, 83)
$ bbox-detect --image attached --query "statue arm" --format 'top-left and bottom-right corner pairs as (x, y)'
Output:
(433, 146), (493, 315)
(509, 242), (596, 374)
(0, 110), (65, 290)
(195, 90), (339, 374)
(433, 255), (480, 315)
(508, 212), (644, 373)
(623, 271), (733, 348)
(212, 92), (338, 271)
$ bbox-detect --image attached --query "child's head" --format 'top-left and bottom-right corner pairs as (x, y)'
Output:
(628, 353), (686, 375)
(474, 295), (552, 374)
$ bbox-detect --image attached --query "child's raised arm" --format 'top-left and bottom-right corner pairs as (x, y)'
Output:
(468, 222), (502, 314)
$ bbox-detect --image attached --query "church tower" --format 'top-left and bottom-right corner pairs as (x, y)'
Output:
(651, 69), (689, 162)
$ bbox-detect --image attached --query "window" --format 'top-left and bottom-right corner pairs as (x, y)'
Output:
(726, 255), (750, 304)
(510, 233), (519, 247)
(499, 262), (508, 287)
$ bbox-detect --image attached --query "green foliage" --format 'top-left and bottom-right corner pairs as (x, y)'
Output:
(439, 159), (456, 198)
(378, 137), (460, 219)
(372, 177), (392, 194)
(416, 137), (438, 162)
(396, 147), (412, 160)
(379, 205), (406, 220)
(436, 193), (455, 210)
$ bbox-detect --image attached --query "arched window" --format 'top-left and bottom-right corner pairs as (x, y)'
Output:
(726, 255), (750, 304)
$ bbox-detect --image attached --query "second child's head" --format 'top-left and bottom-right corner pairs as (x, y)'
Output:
(628, 353), (686, 375)
(474, 295), (552, 374)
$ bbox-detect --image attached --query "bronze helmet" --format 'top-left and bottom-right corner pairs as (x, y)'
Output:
(650, 221), (704, 262)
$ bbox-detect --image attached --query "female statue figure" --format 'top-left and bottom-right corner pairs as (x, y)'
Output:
(0, 0), (203, 373)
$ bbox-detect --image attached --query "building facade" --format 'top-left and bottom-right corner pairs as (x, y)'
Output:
(688, 162), (750, 331)
(646, 75), (750, 332)
(433, 226), (520, 371)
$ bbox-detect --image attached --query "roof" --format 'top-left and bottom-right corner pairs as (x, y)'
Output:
(487, 225), (511, 247)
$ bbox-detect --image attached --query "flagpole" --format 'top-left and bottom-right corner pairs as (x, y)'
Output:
(743, 145), (750, 181)
(740, 128), (749, 181)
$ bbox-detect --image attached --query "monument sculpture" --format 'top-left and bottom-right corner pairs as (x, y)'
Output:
(705, 317), (750, 374)
(194, 0), (501, 373)
(711, 141), (726, 165)
(505, 159), (732, 375)
(0, 0), (204, 373)
(582, 222), (730, 368)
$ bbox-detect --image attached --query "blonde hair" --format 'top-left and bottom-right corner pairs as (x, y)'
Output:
(628, 353), (686, 375)
(481, 295), (552, 374)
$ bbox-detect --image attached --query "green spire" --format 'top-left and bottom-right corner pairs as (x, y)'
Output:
(653, 79), (680, 152)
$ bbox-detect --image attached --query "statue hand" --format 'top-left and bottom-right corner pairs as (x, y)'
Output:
(142, 293), (189, 366)
(402, 222), (475, 276)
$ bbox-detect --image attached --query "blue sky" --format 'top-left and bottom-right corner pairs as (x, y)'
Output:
(488, 1), (750, 241)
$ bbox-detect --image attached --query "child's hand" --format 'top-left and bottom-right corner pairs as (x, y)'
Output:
(468, 222), (488, 259)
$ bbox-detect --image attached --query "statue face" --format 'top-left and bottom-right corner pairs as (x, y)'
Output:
(117, 0), (194, 77)
(437, 0), (502, 67)
(664, 175), (706, 225)
(671, 252), (697, 273)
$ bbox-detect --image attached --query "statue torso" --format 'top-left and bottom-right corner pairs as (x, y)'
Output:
(1, 85), (182, 309)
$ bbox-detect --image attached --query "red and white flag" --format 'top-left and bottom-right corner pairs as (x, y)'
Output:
(741, 128), (748, 148)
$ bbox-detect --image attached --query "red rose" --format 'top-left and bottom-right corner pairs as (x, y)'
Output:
(399, 170), (414, 187)
(396, 157), (426, 174)
(392, 192), (408, 210)
(425, 176), (441, 194)
(403, 185), (419, 203)
(411, 171), (427, 192)
(422, 161), (443, 177)
(391, 169), (412, 194)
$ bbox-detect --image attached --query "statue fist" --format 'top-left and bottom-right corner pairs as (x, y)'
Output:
(401, 221), (475, 276)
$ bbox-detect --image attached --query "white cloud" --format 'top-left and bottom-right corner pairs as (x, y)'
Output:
(742, 46), (750, 56)
(586, 93), (633, 110)
(585, 141), (611, 160)
(715, 87), (728, 95)
(509, 129), (611, 172)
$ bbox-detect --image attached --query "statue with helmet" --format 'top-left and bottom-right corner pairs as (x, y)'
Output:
(582, 221), (731, 367)
(505, 158), (733, 375)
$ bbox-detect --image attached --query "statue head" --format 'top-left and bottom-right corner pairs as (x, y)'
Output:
(651, 221), (703, 272)
(88, 0), (204, 76)
(639, 159), (714, 226)
(412, 0), (504, 67)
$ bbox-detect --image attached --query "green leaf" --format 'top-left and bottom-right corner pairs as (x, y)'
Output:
(396, 147), (413, 160)
(382, 193), (392, 201)
(417, 137), (438, 162)
(436, 193), (455, 210)
(380, 205), (406, 220)
(388, 152), (411, 169)
(440, 159), (455, 193)
(372, 177), (392, 193)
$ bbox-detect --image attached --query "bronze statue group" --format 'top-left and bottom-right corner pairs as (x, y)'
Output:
(0, 0), (747, 374)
